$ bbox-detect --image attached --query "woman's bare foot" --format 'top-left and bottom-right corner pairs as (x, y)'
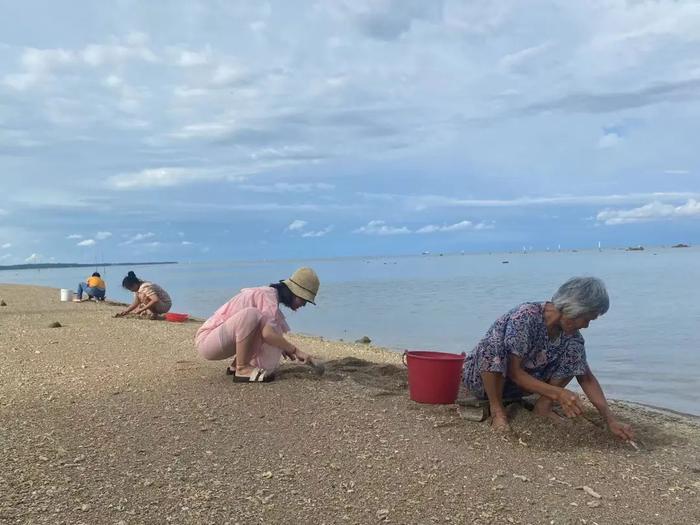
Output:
(490, 412), (511, 432)
(235, 365), (257, 378)
(533, 402), (569, 425)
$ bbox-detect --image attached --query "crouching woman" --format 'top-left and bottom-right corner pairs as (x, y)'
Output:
(195, 267), (320, 383)
(462, 276), (634, 441)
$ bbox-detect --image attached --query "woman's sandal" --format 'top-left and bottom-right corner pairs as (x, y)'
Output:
(225, 358), (237, 376)
(232, 367), (275, 383)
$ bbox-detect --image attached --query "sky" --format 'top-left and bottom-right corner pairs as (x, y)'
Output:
(1, 0), (699, 265)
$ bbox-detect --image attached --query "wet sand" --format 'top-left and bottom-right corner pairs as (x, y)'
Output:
(1, 284), (699, 524)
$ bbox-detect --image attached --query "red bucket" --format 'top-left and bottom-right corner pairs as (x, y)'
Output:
(165, 312), (189, 323)
(403, 351), (465, 404)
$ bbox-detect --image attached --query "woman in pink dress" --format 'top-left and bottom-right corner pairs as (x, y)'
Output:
(195, 267), (320, 382)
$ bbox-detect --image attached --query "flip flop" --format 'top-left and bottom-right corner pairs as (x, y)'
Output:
(232, 367), (275, 383)
(225, 357), (237, 375)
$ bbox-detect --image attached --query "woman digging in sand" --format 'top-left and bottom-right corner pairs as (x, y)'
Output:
(115, 271), (172, 320)
(195, 267), (322, 382)
(462, 276), (635, 441)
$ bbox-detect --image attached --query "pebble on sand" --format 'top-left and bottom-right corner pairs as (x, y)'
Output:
(49, 321), (62, 328)
(0, 300), (7, 306)
(355, 336), (371, 344)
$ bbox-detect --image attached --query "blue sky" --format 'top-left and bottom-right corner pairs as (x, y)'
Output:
(1, 0), (699, 264)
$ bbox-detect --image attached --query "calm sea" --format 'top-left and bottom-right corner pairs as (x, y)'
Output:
(2, 247), (698, 416)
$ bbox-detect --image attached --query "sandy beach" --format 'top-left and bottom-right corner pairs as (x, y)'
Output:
(1, 283), (698, 524)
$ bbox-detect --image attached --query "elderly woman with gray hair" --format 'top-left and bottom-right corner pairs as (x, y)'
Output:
(462, 277), (634, 441)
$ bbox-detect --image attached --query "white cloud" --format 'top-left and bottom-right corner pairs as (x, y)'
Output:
(108, 167), (218, 189)
(287, 220), (308, 231)
(25, 253), (40, 263)
(598, 131), (622, 149)
(181, 240), (193, 246)
(359, 191), (700, 210)
(302, 226), (334, 237)
(211, 64), (243, 86)
(3, 47), (75, 90)
(3, 34), (157, 91)
(416, 220), (492, 234)
(77, 239), (96, 246)
(596, 199), (700, 225)
(121, 232), (155, 245)
(81, 33), (157, 66)
(1, 243), (11, 249)
(176, 49), (211, 67)
(66, 234), (83, 239)
(242, 182), (335, 193)
(353, 220), (411, 236)
(499, 42), (551, 73)
(665, 169), (690, 175)
(95, 231), (112, 240)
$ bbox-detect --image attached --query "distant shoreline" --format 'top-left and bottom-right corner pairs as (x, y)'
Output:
(0, 261), (178, 272)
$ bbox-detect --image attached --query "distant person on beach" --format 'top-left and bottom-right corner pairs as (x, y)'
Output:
(462, 276), (635, 441)
(73, 272), (106, 302)
(195, 267), (321, 382)
(115, 271), (172, 319)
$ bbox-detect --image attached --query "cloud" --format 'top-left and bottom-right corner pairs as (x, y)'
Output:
(0, 254), (12, 262)
(0, 209), (8, 216)
(1, 243), (11, 249)
(121, 232), (155, 245)
(3, 33), (158, 91)
(416, 220), (492, 234)
(598, 131), (622, 149)
(175, 48), (211, 67)
(66, 233), (83, 239)
(332, 0), (442, 41)
(25, 253), (40, 263)
(181, 240), (193, 246)
(3, 47), (75, 90)
(108, 167), (222, 189)
(665, 169), (690, 175)
(523, 78), (700, 115)
(287, 220), (308, 231)
(596, 199), (700, 225)
(302, 226), (334, 237)
(95, 231), (112, 240)
(499, 42), (551, 73)
(242, 182), (335, 193)
(353, 220), (411, 235)
(77, 239), (96, 246)
(359, 191), (700, 210)
(81, 32), (158, 66)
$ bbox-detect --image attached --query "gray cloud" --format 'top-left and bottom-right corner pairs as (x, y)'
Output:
(523, 78), (700, 115)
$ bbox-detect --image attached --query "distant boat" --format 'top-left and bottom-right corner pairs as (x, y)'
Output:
(597, 241), (602, 252)
(672, 243), (690, 248)
(626, 245), (645, 251)
(421, 251), (430, 255)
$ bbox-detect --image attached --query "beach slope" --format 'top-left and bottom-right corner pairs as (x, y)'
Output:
(1, 284), (698, 524)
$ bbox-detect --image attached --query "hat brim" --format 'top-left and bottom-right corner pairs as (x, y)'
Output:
(281, 279), (316, 305)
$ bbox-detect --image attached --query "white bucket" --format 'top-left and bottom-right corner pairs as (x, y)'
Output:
(60, 289), (73, 302)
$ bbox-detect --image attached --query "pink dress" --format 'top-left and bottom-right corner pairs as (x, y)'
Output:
(195, 287), (290, 371)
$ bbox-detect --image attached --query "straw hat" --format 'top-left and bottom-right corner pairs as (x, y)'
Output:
(282, 267), (320, 304)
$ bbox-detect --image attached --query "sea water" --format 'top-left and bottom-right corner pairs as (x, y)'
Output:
(2, 247), (698, 415)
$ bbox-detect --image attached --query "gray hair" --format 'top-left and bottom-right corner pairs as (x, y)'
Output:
(551, 277), (609, 318)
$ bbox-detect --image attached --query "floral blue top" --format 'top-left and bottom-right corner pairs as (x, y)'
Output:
(462, 302), (589, 399)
